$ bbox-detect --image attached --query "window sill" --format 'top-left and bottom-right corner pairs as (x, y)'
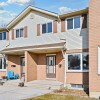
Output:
(0, 69), (6, 72)
(66, 70), (89, 73)
(42, 32), (53, 35)
(67, 28), (81, 30)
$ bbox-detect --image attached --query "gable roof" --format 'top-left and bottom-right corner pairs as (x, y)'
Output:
(6, 6), (58, 30)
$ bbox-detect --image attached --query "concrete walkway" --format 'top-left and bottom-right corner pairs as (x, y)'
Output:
(0, 80), (63, 100)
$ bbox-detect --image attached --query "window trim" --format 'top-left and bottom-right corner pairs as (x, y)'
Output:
(66, 15), (82, 30)
(0, 31), (6, 41)
(66, 52), (89, 72)
(41, 21), (53, 34)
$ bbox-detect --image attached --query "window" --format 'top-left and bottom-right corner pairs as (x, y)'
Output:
(98, 47), (100, 74)
(67, 16), (80, 30)
(0, 33), (2, 40)
(67, 53), (89, 71)
(0, 58), (6, 70)
(20, 57), (25, 66)
(16, 29), (19, 38)
(83, 53), (89, 70)
(0, 32), (6, 40)
(67, 18), (73, 29)
(42, 24), (46, 33)
(74, 17), (80, 28)
(68, 54), (81, 70)
(42, 22), (52, 34)
(47, 22), (52, 33)
(16, 28), (24, 38)
(71, 84), (83, 89)
(20, 28), (24, 37)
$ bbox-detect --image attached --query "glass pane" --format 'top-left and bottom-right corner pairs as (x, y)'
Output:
(3, 32), (6, 40)
(67, 18), (73, 29)
(16, 29), (19, 38)
(20, 28), (24, 37)
(68, 54), (81, 70)
(74, 17), (80, 28)
(0, 33), (2, 40)
(49, 66), (54, 73)
(4, 58), (6, 69)
(47, 22), (52, 33)
(83, 54), (89, 70)
(20, 57), (25, 66)
(42, 24), (46, 34)
(0, 58), (2, 69)
(48, 57), (54, 66)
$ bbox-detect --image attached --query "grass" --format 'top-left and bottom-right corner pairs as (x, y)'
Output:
(26, 94), (98, 100)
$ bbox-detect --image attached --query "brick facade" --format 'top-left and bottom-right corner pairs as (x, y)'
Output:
(89, 0), (100, 98)
(7, 55), (21, 77)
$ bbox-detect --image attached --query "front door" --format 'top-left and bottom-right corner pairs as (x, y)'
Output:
(46, 56), (56, 78)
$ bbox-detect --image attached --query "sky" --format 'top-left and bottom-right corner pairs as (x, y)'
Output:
(0, 0), (89, 27)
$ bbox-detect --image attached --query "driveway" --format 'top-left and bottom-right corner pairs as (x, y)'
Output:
(0, 80), (62, 100)
(0, 85), (51, 100)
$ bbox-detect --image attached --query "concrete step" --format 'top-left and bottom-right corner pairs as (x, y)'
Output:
(25, 80), (63, 90)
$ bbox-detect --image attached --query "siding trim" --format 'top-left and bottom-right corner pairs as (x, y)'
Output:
(12, 29), (14, 40)
(37, 24), (40, 36)
(61, 19), (65, 32)
(24, 26), (28, 38)
(53, 20), (57, 33)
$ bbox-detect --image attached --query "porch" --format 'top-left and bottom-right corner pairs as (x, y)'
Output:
(5, 47), (65, 83)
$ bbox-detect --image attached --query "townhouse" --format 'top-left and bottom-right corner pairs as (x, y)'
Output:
(0, 0), (99, 98)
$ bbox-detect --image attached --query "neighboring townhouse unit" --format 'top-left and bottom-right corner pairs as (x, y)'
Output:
(0, 6), (89, 90)
(0, 0), (99, 98)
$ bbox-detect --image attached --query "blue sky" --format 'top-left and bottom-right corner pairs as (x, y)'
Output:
(0, 0), (89, 27)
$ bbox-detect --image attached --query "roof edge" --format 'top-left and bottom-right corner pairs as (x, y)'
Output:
(6, 6), (58, 30)
(59, 8), (88, 19)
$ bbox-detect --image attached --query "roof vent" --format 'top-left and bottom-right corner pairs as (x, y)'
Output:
(30, 13), (35, 19)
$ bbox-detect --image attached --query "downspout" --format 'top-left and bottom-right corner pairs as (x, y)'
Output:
(6, 28), (10, 47)
(61, 40), (67, 87)
(58, 14), (67, 87)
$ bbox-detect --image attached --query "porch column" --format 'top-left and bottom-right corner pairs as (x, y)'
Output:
(25, 51), (37, 82)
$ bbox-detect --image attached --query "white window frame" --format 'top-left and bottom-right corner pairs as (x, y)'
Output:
(98, 47), (100, 74)
(15, 28), (24, 39)
(66, 52), (89, 72)
(41, 21), (53, 34)
(0, 57), (6, 71)
(0, 31), (6, 41)
(66, 15), (82, 30)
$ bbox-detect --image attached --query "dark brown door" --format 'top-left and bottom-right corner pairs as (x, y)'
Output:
(46, 56), (56, 78)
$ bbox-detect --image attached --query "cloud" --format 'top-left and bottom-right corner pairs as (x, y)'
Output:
(0, 2), (8, 7)
(0, 9), (17, 27)
(7, 0), (35, 6)
(59, 6), (75, 14)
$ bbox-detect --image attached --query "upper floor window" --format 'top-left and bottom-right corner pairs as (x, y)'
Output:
(16, 28), (24, 38)
(0, 32), (6, 40)
(0, 58), (6, 70)
(42, 22), (52, 34)
(67, 16), (80, 30)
